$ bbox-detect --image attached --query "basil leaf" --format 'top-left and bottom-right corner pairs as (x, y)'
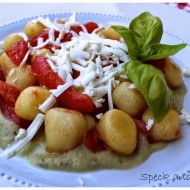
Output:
(139, 43), (187, 61)
(125, 60), (173, 121)
(129, 12), (163, 51)
(111, 25), (138, 60)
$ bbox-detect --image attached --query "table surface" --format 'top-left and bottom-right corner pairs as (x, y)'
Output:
(0, 2), (189, 187)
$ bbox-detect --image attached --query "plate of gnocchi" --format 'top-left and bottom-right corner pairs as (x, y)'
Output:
(0, 11), (190, 187)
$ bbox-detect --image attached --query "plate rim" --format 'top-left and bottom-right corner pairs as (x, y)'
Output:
(0, 11), (190, 187)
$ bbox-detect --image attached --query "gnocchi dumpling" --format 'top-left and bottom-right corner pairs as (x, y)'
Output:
(15, 86), (51, 120)
(45, 108), (87, 153)
(142, 108), (181, 141)
(0, 53), (16, 76)
(113, 82), (147, 118)
(3, 33), (24, 51)
(97, 109), (137, 155)
(6, 65), (37, 91)
(31, 48), (52, 63)
(153, 58), (183, 89)
(24, 21), (46, 38)
(98, 26), (121, 39)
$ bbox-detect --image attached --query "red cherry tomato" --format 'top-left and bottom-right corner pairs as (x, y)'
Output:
(59, 89), (95, 113)
(84, 22), (99, 33)
(0, 80), (30, 128)
(31, 56), (63, 89)
(6, 40), (29, 66)
(134, 119), (149, 136)
(0, 80), (20, 105)
(71, 26), (83, 34)
(1, 101), (31, 129)
(28, 30), (48, 47)
(0, 69), (5, 81)
(61, 32), (73, 42)
(84, 127), (106, 153)
(60, 26), (82, 42)
(31, 56), (95, 113)
(72, 69), (80, 79)
(146, 58), (167, 70)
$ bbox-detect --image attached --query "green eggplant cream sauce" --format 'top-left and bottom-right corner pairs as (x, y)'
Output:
(0, 83), (186, 171)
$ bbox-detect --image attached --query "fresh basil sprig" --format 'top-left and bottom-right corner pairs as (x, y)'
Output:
(125, 60), (173, 122)
(111, 12), (186, 61)
(111, 12), (186, 121)
(129, 12), (163, 51)
(139, 43), (187, 61)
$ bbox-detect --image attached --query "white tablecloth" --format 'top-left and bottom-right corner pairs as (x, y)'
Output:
(0, 3), (190, 187)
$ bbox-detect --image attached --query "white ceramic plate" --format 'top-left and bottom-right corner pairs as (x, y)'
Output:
(0, 11), (190, 187)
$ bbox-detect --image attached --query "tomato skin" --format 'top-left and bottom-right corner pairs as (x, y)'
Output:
(72, 69), (80, 79)
(28, 30), (48, 47)
(84, 22), (99, 33)
(6, 40), (29, 66)
(31, 56), (63, 89)
(0, 80), (30, 128)
(61, 32), (73, 42)
(0, 80), (20, 105)
(31, 56), (95, 113)
(71, 26), (83, 34)
(61, 26), (82, 42)
(146, 58), (166, 70)
(134, 119), (148, 136)
(0, 101), (31, 129)
(0, 69), (5, 81)
(59, 90), (94, 113)
(84, 127), (106, 153)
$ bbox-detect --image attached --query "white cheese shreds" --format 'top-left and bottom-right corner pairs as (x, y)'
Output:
(47, 59), (58, 73)
(19, 50), (31, 67)
(146, 119), (154, 131)
(128, 83), (136, 89)
(28, 39), (50, 50)
(37, 17), (60, 31)
(17, 32), (28, 41)
(40, 82), (73, 113)
(14, 128), (27, 141)
(1, 113), (44, 158)
(58, 68), (67, 82)
(39, 95), (57, 113)
(12, 78), (18, 84)
(51, 81), (73, 97)
(180, 109), (190, 125)
(81, 72), (96, 86)
(96, 113), (103, 120)
(8, 68), (16, 77)
(182, 67), (190, 77)
(108, 79), (113, 110)
(48, 28), (56, 42)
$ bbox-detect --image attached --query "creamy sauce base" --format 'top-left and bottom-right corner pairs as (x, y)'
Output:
(0, 83), (186, 171)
